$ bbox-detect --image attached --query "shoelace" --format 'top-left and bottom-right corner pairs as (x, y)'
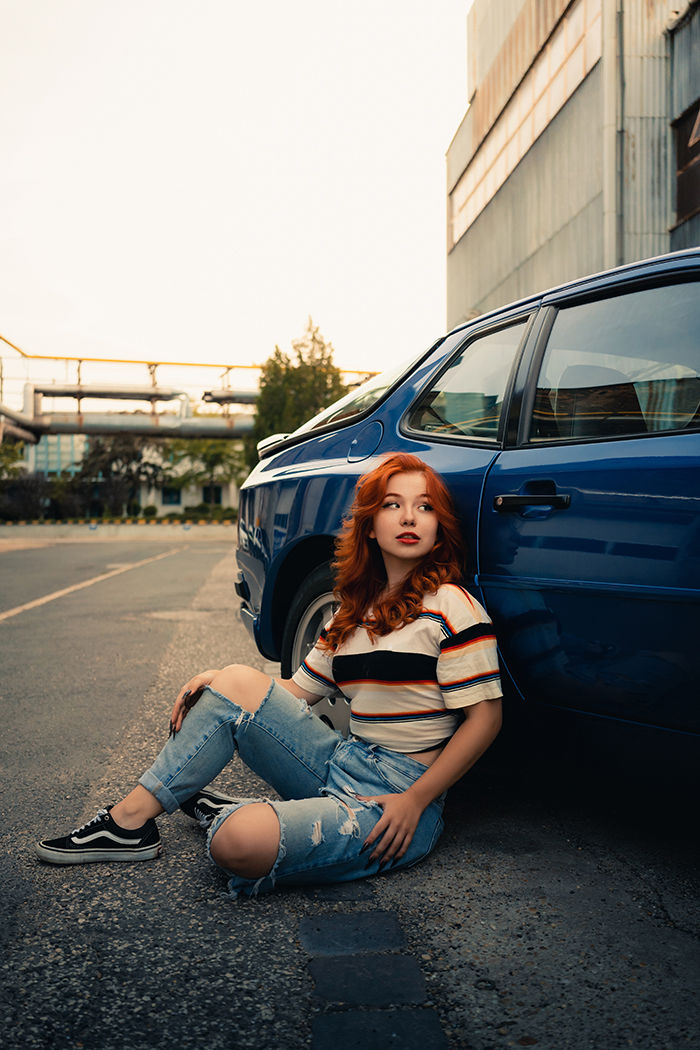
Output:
(193, 805), (213, 827)
(72, 808), (109, 835)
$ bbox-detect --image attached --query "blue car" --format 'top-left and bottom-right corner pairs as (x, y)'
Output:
(235, 249), (700, 741)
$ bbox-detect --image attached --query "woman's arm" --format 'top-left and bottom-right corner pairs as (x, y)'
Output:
(361, 698), (502, 863)
(274, 677), (326, 705)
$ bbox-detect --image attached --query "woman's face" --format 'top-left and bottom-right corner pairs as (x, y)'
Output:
(370, 471), (439, 575)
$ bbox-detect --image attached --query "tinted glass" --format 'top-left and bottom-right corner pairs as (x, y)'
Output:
(292, 356), (417, 436)
(531, 281), (700, 441)
(407, 321), (527, 441)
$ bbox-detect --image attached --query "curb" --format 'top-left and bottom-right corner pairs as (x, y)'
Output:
(1, 519), (236, 526)
(0, 522), (239, 542)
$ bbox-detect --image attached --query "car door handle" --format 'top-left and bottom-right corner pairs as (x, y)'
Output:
(493, 493), (571, 511)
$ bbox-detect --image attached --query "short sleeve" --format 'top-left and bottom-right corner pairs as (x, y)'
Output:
(435, 587), (502, 708)
(291, 624), (339, 698)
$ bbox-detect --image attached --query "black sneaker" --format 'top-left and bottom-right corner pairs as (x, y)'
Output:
(36, 807), (162, 865)
(180, 788), (238, 829)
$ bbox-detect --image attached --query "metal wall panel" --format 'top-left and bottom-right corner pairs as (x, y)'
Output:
(620, 0), (675, 261)
(669, 5), (700, 247)
(448, 0), (570, 192)
(446, 0), (690, 329)
(447, 67), (604, 328)
(670, 7), (700, 115)
(450, 0), (602, 247)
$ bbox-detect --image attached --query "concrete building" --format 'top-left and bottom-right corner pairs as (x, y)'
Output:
(446, 0), (700, 327)
(25, 433), (87, 477)
(22, 433), (240, 518)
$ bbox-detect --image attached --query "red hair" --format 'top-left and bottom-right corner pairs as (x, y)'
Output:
(322, 453), (464, 650)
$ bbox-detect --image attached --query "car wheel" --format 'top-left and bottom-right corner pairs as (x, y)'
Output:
(280, 564), (350, 734)
(281, 564), (337, 677)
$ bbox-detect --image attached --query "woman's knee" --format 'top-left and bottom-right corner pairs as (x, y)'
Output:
(209, 802), (280, 878)
(209, 664), (272, 713)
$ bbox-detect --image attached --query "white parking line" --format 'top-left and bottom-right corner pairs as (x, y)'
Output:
(0, 548), (183, 623)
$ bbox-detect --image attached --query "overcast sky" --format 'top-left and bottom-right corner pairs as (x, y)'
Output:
(1, 1), (470, 384)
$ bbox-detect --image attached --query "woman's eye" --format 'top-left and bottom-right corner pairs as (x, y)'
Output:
(382, 501), (399, 509)
(419, 503), (434, 512)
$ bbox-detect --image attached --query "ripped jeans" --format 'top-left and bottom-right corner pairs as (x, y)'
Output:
(139, 680), (445, 897)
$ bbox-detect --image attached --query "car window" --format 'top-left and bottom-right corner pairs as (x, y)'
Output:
(530, 281), (700, 442)
(405, 320), (528, 442)
(291, 355), (419, 437)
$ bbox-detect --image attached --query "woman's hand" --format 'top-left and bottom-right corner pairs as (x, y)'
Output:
(169, 669), (220, 735)
(358, 789), (425, 865)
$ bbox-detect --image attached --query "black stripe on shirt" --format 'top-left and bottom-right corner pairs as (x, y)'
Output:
(332, 650), (438, 686)
(439, 622), (495, 652)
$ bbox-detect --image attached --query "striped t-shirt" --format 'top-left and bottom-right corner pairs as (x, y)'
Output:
(292, 583), (502, 752)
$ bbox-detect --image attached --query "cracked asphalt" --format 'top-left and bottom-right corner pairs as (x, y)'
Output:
(0, 529), (698, 1049)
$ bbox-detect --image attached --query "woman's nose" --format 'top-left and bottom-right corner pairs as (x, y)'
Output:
(401, 510), (415, 525)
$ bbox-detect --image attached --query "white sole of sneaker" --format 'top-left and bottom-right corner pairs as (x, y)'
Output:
(35, 842), (162, 864)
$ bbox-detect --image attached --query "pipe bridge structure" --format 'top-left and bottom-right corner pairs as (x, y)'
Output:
(0, 380), (258, 445)
(0, 336), (375, 446)
(0, 338), (263, 444)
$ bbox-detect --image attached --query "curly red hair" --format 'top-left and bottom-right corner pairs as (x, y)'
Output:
(322, 453), (464, 650)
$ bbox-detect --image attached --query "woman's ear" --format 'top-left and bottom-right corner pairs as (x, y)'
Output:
(369, 529), (376, 539)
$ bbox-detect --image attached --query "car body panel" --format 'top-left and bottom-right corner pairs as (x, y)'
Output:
(236, 249), (700, 738)
(479, 433), (700, 733)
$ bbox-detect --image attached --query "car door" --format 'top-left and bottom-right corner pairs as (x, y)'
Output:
(403, 309), (538, 592)
(479, 275), (700, 733)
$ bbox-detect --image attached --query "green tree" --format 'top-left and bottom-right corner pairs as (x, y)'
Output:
(245, 318), (346, 468)
(162, 438), (248, 500)
(0, 437), (25, 480)
(0, 438), (44, 521)
(79, 434), (165, 516)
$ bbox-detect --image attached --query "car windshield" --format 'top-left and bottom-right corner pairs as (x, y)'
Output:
(291, 355), (418, 436)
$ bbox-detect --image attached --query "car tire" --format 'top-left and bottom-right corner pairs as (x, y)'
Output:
(280, 563), (337, 678)
(280, 563), (350, 734)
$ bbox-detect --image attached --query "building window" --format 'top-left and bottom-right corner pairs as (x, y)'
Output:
(161, 487), (182, 506)
(202, 485), (222, 505)
(674, 98), (700, 226)
(31, 433), (86, 476)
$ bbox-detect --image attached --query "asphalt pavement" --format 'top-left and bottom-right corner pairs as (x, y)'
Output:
(0, 527), (698, 1050)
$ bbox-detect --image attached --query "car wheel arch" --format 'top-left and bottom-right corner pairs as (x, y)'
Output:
(270, 536), (336, 659)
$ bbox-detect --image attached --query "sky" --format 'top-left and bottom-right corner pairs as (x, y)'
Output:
(0, 1), (470, 391)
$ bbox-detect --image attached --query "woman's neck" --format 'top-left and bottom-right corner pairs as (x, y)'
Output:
(380, 552), (420, 592)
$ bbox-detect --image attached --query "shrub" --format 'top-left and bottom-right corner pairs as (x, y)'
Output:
(48, 474), (91, 519)
(0, 472), (50, 521)
(184, 502), (213, 518)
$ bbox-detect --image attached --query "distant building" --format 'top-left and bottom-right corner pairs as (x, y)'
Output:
(25, 433), (87, 476)
(140, 476), (240, 516)
(23, 434), (239, 516)
(446, 0), (700, 327)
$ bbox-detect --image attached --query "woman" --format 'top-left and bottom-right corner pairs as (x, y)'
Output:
(36, 454), (503, 896)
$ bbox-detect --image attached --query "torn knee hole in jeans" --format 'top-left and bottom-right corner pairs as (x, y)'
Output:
(293, 694), (314, 718)
(337, 798), (361, 838)
(307, 799), (361, 848)
(310, 820), (324, 846)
